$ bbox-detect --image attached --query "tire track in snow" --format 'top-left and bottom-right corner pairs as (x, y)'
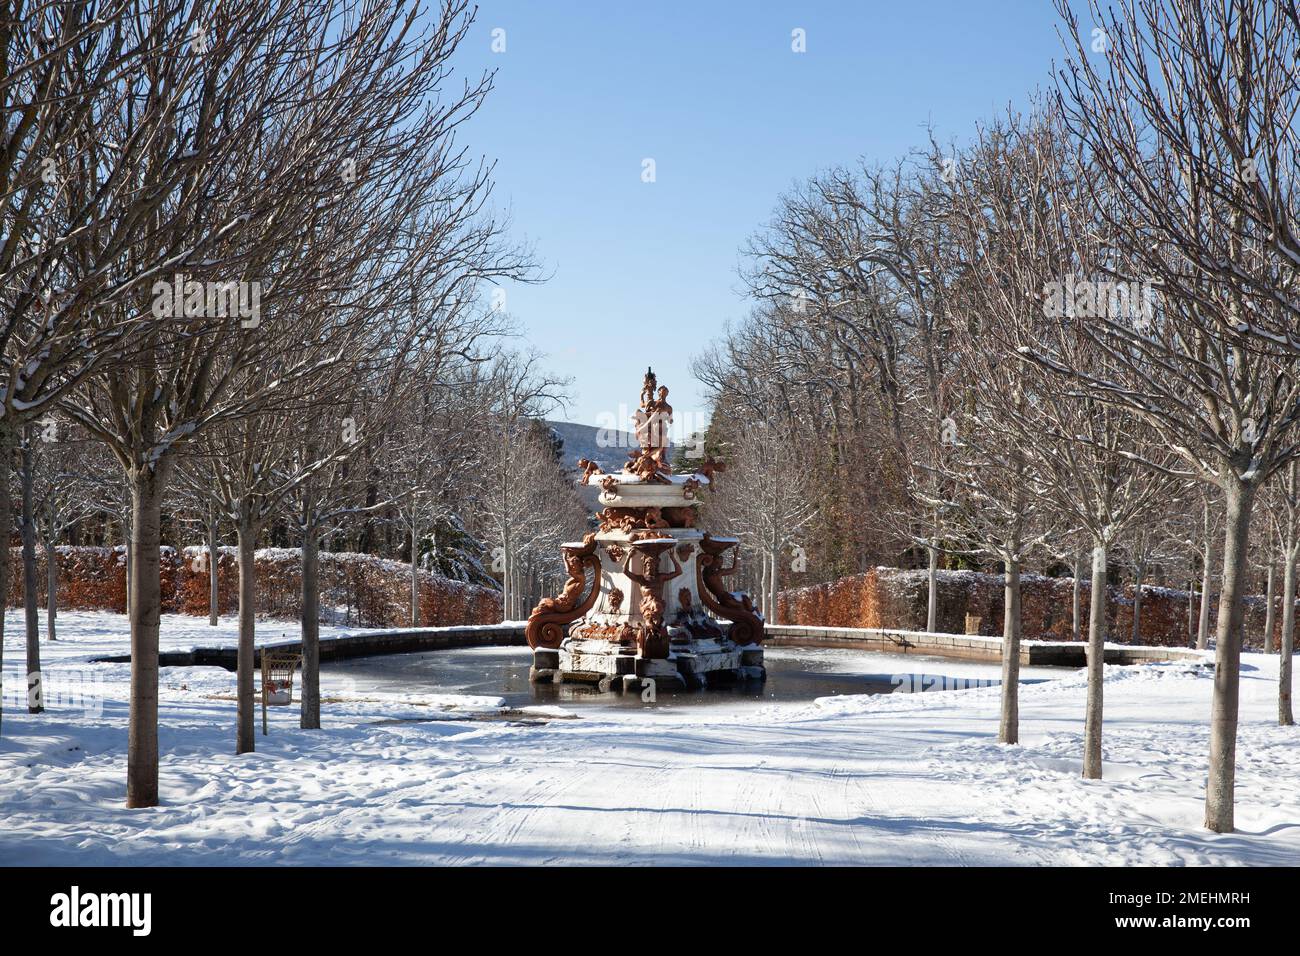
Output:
(819, 721), (973, 866)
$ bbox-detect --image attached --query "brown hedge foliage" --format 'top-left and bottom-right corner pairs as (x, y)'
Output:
(777, 567), (1282, 649)
(174, 548), (240, 616)
(19, 546), (130, 613)
(7, 546), (501, 628)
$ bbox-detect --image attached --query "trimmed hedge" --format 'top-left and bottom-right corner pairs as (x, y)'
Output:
(778, 567), (1277, 649)
(8, 545), (501, 629)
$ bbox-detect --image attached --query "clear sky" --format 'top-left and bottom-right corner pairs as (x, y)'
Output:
(450, 1), (1074, 430)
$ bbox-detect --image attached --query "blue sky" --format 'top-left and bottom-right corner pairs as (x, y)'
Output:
(450, 1), (1074, 429)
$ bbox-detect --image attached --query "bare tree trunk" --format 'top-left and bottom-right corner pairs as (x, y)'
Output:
(0, 425), (12, 736)
(1197, 536), (1214, 650)
(124, 511), (133, 620)
(1263, 562), (1276, 653)
(926, 543), (939, 633)
(513, 562), (521, 620)
(236, 520), (257, 755)
(1280, 542), (1296, 727)
(127, 469), (166, 808)
(207, 507), (219, 626)
(499, 543), (508, 623)
(999, 558), (1021, 745)
(46, 540), (58, 641)
(1188, 576), (1197, 645)
(21, 436), (41, 713)
(1130, 559), (1145, 645)
(1072, 552), (1082, 643)
(768, 546), (779, 625)
(1204, 479), (1256, 833)
(300, 523), (321, 730)
(504, 546), (514, 621)
(410, 518), (419, 627)
(1083, 541), (1107, 779)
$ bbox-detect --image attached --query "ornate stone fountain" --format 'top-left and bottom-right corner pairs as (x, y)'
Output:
(525, 369), (765, 691)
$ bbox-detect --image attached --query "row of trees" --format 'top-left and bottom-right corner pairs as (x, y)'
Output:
(1, 0), (585, 806)
(697, 0), (1300, 833)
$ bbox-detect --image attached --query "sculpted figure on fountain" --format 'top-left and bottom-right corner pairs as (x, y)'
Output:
(525, 369), (765, 689)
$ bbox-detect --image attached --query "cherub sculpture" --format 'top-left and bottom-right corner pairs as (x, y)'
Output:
(696, 455), (726, 485)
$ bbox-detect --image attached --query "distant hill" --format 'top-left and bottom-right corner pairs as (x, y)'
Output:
(546, 420), (675, 515)
(546, 420), (674, 475)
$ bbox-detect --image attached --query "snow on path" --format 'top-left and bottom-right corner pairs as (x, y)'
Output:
(2, 609), (360, 662)
(1, 611), (1297, 865)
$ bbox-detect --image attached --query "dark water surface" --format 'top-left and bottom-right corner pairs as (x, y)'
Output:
(323, 645), (1062, 713)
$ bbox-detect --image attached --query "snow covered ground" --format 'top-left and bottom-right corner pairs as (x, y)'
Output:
(1, 610), (1297, 865)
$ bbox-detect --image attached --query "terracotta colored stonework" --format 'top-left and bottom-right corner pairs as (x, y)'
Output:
(778, 567), (1283, 650)
(7, 545), (501, 628)
(528, 369), (765, 688)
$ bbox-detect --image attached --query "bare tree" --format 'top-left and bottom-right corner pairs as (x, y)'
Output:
(171, 459), (227, 627)
(926, 288), (1052, 745)
(384, 360), (492, 627)
(0, 0), (178, 733)
(1255, 539), (1277, 653)
(1188, 490), (1225, 651)
(949, 107), (1182, 778)
(734, 155), (961, 598)
(191, 373), (364, 754)
(17, 426), (39, 710)
(1043, 531), (1091, 644)
(1057, 0), (1300, 831)
(704, 420), (816, 622)
(63, 0), (518, 804)
(30, 422), (117, 639)
(1263, 460), (1300, 725)
(193, 290), (518, 753)
(1116, 505), (1194, 646)
(472, 352), (570, 621)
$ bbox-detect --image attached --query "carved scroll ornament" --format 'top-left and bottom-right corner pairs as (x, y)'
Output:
(525, 533), (601, 650)
(695, 533), (765, 646)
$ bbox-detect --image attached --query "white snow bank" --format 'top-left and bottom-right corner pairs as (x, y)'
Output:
(0, 610), (1296, 866)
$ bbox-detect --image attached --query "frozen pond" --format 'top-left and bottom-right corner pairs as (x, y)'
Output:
(322, 644), (1070, 713)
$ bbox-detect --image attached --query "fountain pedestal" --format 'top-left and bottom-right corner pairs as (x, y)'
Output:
(525, 370), (764, 691)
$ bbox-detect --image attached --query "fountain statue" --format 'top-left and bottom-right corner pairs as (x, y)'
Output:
(526, 368), (765, 691)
